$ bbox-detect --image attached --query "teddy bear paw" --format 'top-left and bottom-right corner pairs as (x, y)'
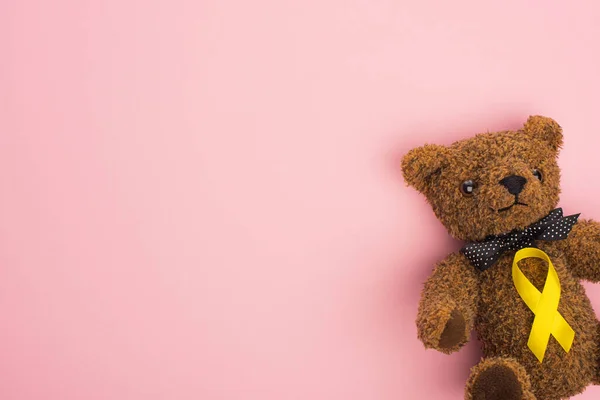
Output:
(467, 359), (536, 400)
(438, 309), (466, 349)
(472, 364), (523, 400)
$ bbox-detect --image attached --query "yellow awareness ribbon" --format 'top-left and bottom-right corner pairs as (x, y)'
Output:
(512, 247), (575, 363)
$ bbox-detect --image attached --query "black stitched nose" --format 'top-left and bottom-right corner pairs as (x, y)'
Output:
(499, 175), (527, 195)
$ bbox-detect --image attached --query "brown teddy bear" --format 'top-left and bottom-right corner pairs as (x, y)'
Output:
(401, 116), (600, 400)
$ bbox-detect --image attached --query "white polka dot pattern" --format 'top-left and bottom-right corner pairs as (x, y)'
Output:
(461, 208), (580, 271)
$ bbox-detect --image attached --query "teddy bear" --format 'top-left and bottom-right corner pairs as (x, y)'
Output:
(401, 116), (600, 400)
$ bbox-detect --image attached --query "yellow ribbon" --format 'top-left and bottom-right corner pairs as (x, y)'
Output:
(512, 247), (575, 363)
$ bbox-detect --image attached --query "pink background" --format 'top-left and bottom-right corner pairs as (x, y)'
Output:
(2, 0), (600, 399)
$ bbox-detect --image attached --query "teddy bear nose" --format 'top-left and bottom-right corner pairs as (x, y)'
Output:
(499, 175), (527, 195)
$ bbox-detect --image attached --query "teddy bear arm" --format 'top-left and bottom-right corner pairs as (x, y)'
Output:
(416, 252), (479, 354)
(557, 219), (600, 282)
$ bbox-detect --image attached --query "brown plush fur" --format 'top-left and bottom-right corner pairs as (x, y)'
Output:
(403, 116), (600, 399)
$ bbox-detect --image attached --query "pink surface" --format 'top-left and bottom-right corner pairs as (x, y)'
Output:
(2, 0), (600, 399)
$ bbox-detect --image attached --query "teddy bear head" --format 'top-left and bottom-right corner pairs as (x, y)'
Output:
(401, 116), (563, 242)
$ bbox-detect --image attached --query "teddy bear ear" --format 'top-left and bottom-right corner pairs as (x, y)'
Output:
(522, 115), (563, 151)
(401, 144), (449, 192)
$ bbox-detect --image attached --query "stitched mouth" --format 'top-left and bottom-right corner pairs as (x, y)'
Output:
(492, 201), (529, 212)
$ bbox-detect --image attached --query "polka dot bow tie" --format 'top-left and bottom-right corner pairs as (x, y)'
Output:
(461, 208), (580, 271)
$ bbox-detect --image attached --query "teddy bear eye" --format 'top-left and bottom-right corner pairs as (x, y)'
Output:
(460, 180), (477, 196)
(532, 169), (543, 182)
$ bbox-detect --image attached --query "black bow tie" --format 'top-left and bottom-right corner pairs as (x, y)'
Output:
(461, 208), (580, 271)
